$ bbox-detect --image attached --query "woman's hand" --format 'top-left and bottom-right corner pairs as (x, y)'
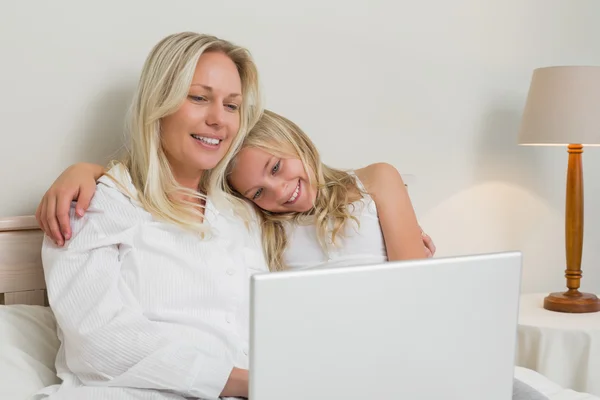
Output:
(221, 367), (249, 398)
(35, 162), (105, 246)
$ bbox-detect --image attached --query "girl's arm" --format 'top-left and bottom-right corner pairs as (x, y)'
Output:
(356, 163), (428, 261)
(36, 162), (106, 246)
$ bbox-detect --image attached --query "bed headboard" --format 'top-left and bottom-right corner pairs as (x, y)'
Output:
(0, 215), (47, 306)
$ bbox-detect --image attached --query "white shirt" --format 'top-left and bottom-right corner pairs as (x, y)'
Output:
(36, 165), (268, 400)
(283, 172), (387, 270)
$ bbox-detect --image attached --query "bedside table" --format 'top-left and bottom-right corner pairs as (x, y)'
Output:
(515, 293), (600, 397)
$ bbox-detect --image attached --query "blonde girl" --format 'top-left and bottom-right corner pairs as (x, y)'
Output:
(226, 109), (430, 271)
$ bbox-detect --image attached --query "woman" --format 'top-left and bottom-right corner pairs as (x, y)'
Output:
(36, 31), (265, 400)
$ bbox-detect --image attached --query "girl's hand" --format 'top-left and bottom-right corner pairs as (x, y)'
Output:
(421, 229), (436, 258)
(36, 163), (104, 246)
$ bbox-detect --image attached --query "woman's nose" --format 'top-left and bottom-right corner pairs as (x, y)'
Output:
(205, 102), (225, 127)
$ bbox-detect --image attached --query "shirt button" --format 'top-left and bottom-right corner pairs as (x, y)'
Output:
(226, 269), (235, 276)
(226, 315), (232, 324)
(243, 348), (248, 356)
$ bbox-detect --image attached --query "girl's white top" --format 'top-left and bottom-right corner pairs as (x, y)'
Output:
(283, 172), (387, 270)
(36, 164), (268, 400)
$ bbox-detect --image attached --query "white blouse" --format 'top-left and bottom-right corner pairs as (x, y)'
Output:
(36, 165), (268, 400)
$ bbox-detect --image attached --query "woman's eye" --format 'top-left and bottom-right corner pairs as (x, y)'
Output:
(253, 188), (263, 200)
(189, 95), (207, 102)
(226, 104), (239, 111)
(271, 160), (281, 174)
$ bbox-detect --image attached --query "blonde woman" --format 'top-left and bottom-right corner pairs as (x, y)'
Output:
(38, 110), (436, 273)
(36, 32), (265, 400)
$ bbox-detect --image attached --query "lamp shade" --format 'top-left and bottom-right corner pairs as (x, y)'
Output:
(518, 66), (600, 146)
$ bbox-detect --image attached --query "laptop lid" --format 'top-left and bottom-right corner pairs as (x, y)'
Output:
(249, 251), (522, 400)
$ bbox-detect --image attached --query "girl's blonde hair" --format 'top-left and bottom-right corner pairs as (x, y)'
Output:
(114, 32), (263, 235)
(225, 110), (364, 271)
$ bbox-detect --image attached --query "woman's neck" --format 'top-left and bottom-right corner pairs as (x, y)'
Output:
(166, 153), (205, 190)
(171, 167), (206, 204)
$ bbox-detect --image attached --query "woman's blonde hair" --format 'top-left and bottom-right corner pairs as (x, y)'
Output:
(113, 32), (262, 236)
(225, 110), (364, 271)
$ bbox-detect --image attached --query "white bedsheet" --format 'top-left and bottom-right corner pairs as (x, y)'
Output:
(514, 366), (599, 400)
(0, 304), (597, 400)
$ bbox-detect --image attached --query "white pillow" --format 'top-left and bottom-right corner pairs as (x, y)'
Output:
(0, 305), (60, 400)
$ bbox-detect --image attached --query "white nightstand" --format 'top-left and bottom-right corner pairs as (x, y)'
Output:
(515, 293), (600, 397)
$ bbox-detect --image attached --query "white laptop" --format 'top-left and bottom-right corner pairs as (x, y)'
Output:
(249, 251), (522, 400)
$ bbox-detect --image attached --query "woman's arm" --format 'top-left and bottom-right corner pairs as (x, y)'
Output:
(36, 162), (105, 246)
(356, 163), (428, 261)
(43, 183), (247, 399)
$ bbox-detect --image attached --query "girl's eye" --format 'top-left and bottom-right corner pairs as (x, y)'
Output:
(189, 95), (207, 102)
(226, 104), (239, 111)
(272, 160), (281, 174)
(253, 188), (263, 200)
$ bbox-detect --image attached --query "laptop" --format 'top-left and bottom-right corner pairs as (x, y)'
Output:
(249, 251), (522, 400)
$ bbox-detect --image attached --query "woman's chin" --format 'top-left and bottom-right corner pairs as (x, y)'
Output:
(192, 158), (221, 172)
(193, 149), (229, 171)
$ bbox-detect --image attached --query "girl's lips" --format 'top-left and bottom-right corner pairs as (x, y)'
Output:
(285, 179), (301, 205)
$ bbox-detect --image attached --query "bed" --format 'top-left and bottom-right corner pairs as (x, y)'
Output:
(0, 215), (598, 400)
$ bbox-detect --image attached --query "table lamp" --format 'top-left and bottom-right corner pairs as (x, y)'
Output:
(518, 66), (600, 313)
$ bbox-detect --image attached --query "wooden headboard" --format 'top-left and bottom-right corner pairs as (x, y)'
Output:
(0, 215), (47, 306)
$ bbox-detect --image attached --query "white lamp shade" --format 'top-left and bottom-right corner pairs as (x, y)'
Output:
(518, 66), (600, 146)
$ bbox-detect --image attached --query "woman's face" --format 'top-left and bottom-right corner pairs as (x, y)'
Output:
(228, 146), (318, 213)
(161, 51), (243, 186)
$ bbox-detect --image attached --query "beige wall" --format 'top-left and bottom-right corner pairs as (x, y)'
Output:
(2, 0), (600, 293)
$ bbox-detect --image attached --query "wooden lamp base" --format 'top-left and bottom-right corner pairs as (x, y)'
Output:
(544, 290), (600, 313)
(544, 144), (600, 313)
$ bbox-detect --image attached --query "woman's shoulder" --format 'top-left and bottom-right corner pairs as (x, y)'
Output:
(85, 164), (145, 225)
(51, 165), (146, 250)
(96, 163), (139, 202)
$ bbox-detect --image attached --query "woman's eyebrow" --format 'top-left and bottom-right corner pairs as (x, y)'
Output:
(190, 83), (241, 99)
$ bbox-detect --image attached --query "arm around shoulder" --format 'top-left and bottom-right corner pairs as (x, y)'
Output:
(36, 162), (108, 246)
(356, 163), (427, 261)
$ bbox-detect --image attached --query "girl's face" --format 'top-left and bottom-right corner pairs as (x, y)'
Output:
(228, 146), (318, 213)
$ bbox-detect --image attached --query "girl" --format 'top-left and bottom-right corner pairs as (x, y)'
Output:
(226, 109), (430, 271)
(37, 110), (435, 272)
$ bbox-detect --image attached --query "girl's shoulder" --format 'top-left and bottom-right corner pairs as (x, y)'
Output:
(353, 163), (404, 197)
